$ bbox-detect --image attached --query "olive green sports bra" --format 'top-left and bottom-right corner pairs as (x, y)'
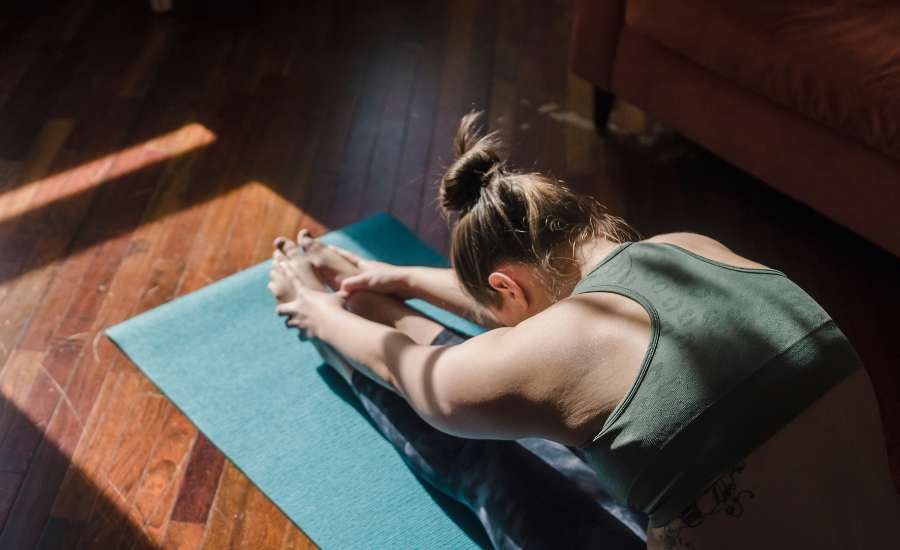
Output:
(569, 241), (862, 527)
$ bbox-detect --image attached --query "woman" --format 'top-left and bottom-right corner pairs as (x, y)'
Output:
(269, 112), (898, 549)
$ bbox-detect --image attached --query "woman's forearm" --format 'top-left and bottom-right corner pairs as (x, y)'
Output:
(315, 305), (460, 432)
(405, 267), (499, 328)
(316, 306), (414, 395)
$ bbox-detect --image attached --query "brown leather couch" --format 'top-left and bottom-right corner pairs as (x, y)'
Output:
(570, 0), (900, 258)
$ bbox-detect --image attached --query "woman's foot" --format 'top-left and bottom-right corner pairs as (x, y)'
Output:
(268, 233), (363, 385)
(268, 238), (328, 305)
(274, 229), (362, 289)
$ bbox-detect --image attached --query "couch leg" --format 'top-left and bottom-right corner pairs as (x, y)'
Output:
(593, 87), (615, 135)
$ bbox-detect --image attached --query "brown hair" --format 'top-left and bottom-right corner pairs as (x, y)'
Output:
(439, 111), (636, 306)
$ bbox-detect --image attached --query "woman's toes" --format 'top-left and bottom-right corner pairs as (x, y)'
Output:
(268, 266), (294, 301)
(275, 236), (302, 258)
(297, 229), (322, 254)
(274, 248), (290, 264)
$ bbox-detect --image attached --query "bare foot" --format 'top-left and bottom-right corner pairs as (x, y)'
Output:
(275, 229), (362, 289)
(268, 234), (330, 309)
(268, 234), (364, 387)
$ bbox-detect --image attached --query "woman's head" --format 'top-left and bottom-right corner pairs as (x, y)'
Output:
(440, 111), (634, 325)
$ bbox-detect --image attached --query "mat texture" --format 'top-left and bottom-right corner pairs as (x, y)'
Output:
(106, 213), (490, 549)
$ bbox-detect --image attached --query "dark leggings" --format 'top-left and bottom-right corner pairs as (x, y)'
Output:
(347, 328), (647, 550)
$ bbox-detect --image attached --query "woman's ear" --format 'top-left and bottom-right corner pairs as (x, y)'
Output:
(488, 269), (529, 312)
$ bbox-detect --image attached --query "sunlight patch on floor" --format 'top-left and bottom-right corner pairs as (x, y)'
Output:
(0, 123), (216, 226)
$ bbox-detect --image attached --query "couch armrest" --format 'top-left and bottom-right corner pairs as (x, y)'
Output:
(569, 0), (627, 89)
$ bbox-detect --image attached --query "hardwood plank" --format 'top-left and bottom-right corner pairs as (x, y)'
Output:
(280, 524), (318, 550)
(0, 349), (44, 450)
(175, 98), (259, 294)
(69, 370), (165, 549)
(128, 409), (197, 529)
(246, 74), (325, 262)
(74, 479), (140, 550)
(236, 488), (289, 550)
(388, 1), (446, 230)
(163, 520), (205, 550)
(120, 26), (175, 99)
(416, 0), (487, 254)
(251, 184), (303, 267)
(301, 5), (374, 230)
(54, 238), (137, 426)
(361, 20), (420, 219)
(0, 118), (73, 221)
(326, 4), (403, 229)
(224, 182), (271, 273)
(105, 395), (171, 504)
(169, 434), (225, 525)
(0, 119), (75, 364)
(0, 356), (61, 474)
(0, 43), (76, 161)
(176, 182), (247, 295)
(53, 235), (131, 342)
(18, 247), (95, 353)
(59, 363), (144, 528)
(39, 337), (85, 396)
(0, 397), (82, 549)
(35, 515), (84, 550)
(0, 254), (61, 366)
(0, 471), (23, 533)
(508, 3), (548, 173)
(199, 463), (251, 550)
(141, 456), (189, 547)
(0, 37), (38, 109)
(48, 361), (119, 523)
(486, 0), (522, 141)
(69, 385), (173, 546)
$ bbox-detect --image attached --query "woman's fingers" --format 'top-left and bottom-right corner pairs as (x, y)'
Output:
(339, 274), (370, 293)
(276, 302), (297, 316)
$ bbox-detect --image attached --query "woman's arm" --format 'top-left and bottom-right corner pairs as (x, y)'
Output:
(313, 305), (516, 436)
(331, 248), (501, 328)
(402, 266), (501, 328)
(284, 288), (581, 440)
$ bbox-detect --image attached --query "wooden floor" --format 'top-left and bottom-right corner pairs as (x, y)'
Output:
(0, 0), (898, 548)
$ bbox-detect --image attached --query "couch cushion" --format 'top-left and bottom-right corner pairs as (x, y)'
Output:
(627, 0), (900, 161)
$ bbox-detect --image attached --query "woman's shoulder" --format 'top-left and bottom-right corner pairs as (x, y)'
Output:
(642, 232), (771, 271)
(514, 293), (653, 445)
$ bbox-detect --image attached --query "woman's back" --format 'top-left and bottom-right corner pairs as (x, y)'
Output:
(565, 234), (898, 548)
(645, 365), (898, 549)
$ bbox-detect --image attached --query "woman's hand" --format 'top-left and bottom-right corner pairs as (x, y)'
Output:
(327, 246), (414, 298)
(275, 283), (348, 339)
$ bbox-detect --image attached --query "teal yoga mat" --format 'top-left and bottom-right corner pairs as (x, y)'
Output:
(106, 213), (490, 549)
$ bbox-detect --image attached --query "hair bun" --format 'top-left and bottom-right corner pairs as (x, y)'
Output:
(439, 111), (503, 216)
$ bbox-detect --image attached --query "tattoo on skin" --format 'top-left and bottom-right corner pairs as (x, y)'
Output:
(659, 462), (755, 550)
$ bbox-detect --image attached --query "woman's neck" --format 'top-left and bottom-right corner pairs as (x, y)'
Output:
(547, 236), (623, 302)
(574, 236), (622, 281)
